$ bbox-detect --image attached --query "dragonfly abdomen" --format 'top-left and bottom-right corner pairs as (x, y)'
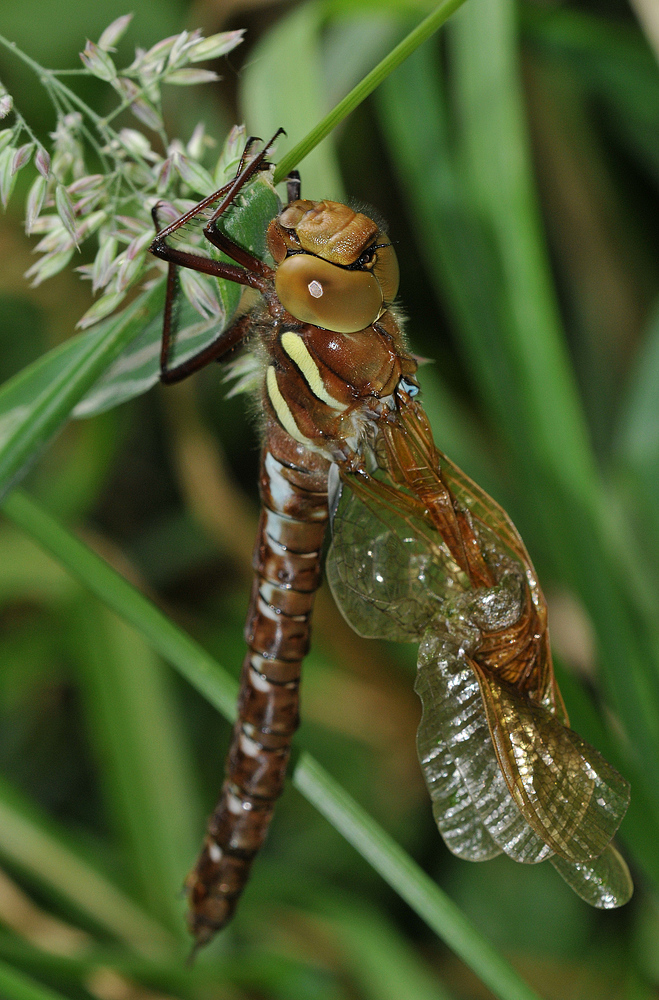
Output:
(186, 425), (329, 945)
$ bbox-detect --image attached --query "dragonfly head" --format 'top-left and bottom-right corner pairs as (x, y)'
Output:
(268, 200), (399, 334)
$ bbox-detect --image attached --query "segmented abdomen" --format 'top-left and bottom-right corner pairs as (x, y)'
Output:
(186, 427), (329, 945)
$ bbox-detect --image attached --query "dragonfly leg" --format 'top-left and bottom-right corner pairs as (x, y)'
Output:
(151, 239), (267, 289)
(150, 130), (283, 282)
(160, 310), (251, 384)
(152, 130), (286, 383)
(200, 128), (285, 273)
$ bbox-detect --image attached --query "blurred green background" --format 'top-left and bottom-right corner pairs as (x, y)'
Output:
(1, 0), (659, 997)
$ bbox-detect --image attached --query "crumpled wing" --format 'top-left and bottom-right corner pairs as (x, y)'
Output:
(416, 631), (631, 910)
(551, 844), (633, 908)
(472, 661), (630, 862)
(328, 401), (631, 906)
(416, 631), (552, 864)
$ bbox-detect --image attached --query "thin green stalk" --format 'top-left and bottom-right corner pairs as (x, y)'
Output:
(1, 488), (542, 1000)
(0, 33), (162, 173)
(273, 0), (468, 184)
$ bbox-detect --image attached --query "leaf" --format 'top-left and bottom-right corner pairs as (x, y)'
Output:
(25, 175), (46, 234)
(173, 153), (215, 196)
(11, 143), (34, 175)
(179, 268), (220, 318)
(35, 147), (50, 177)
(76, 290), (127, 327)
(615, 299), (659, 478)
(0, 957), (70, 1000)
(0, 282), (164, 497)
(165, 68), (220, 86)
(0, 146), (18, 207)
(54, 184), (78, 245)
(0, 129), (14, 154)
(187, 30), (245, 62)
(24, 249), (75, 285)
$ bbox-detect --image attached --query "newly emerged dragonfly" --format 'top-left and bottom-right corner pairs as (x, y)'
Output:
(149, 132), (632, 949)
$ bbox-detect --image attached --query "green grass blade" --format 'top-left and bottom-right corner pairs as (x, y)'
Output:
(0, 774), (176, 958)
(0, 958), (69, 1000)
(272, 0), (469, 184)
(294, 755), (541, 1000)
(450, 0), (597, 503)
(523, 6), (659, 186)
(614, 302), (659, 561)
(377, 48), (531, 462)
(0, 283), (164, 499)
(1, 488), (542, 1000)
(69, 599), (201, 937)
(321, 902), (455, 1000)
(240, 1), (344, 200)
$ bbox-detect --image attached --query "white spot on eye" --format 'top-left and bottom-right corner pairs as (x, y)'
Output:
(308, 280), (323, 298)
(208, 841), (223, 863)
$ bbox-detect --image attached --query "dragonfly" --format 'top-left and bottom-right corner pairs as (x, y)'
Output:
(149, 132), (632, 949)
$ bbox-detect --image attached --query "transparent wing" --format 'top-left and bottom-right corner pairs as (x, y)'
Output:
(418, 733), (502, 862)
(328, 392), (630, 901)
(551, 844), (633, 908)
(327, 468), (468, 643)
(416, 630), (551, 864)
(473, 662), (631, 862)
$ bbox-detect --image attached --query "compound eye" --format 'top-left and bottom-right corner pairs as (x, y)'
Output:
(372, 241), (399, 303)
(275, 254), (383, 334)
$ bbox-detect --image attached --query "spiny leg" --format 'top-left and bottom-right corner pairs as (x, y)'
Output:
(160, 312), (251, 384)
(149, 129), (284, 282)
(150, 130), (285, 383)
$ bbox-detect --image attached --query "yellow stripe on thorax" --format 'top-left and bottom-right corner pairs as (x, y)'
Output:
(265, 365), (311, 445)
(280, 331), (347, 411)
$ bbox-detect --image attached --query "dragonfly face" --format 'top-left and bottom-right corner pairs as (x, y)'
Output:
(149, 133), (632, 951)
(269, 199), (399, 334)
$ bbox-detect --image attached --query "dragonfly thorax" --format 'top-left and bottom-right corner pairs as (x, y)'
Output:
(261, 304), (416, 460)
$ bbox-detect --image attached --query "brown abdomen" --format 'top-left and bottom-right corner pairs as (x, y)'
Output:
(186, 428), (329, 945)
